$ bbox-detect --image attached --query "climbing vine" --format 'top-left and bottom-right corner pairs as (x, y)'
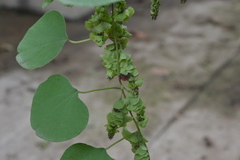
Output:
(16, 0), (186, 159)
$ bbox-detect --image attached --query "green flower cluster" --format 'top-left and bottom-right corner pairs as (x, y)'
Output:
(86, 1), (150, 158)
(150, 0), (160, 20)
(127, 77), (144, 96)
(113, 2), (134, 22)
(100, 44), (118, 78)
(124, 96), (149, 128)
(85, 6), (111, 47)
(100, 46), (138, 79)
(105, 96), (149, 139)
(85, 1), (134, 47)
(105, 99), (133, 139)
(122, 128), (150, 160)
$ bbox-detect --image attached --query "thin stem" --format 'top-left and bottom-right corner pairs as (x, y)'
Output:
(130, 110), (151, 159)
(111, 4), (128, 102)
(120, 88), (141, 135)
(119, 79), (128, 97)
(123, 91), (150, 158)
(105, 137), (125, 150)
(111, 4), (121, 76)
(129, 111), (141, 132)
(78, 87), (121, 94)
(68, 38), (91, 44)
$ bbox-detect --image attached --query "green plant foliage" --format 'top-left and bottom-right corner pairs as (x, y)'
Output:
(60, 143), (114, 160)
(150, 0), (160, 20)
(16, 0), (188, 159)
(114, 6), (134, 22)
(122, 128), (149, 160)
(31, 74), (89, 142)
(181, 0), (187, 4)
(85, 3), (150, 157)
(105, 99), (133, 139)
(42, 0), (54, 9)
(57, 0), (122, 7)
(16, 10), (68, 70)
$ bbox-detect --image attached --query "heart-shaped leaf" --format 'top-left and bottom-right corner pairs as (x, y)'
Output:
(31, 74), (89, 142)
(57, 0), (121, 7)
(16, 10), (68, 70)
(60, 143), (114, 160)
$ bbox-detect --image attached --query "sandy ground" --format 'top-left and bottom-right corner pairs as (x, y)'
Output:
(1, 0), (240, 160)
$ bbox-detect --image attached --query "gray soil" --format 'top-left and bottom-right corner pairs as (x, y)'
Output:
(1, 0), (240, 160)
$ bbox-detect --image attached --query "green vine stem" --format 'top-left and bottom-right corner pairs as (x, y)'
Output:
(85, 2), (150, 159)
(112, 3), (150, 159)
(111, 4), (121, 76)
(78, 87), (121, 94)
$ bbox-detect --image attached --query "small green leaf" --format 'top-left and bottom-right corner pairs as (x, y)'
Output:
(60, 143), (114, 160)
(57, 0), (121, 7)
(137, 116), (149, 128)
(135, 78), (144, 87)
(122, 128), (138, 144)
(94, 22), (112, 33)
(114, 7), (134, 22)
(89, 32), (108, 47)
(42, 0), (54, 9)
(31, 74), (89, 142)
(16, 10), (68, 70)
(120, 52), (131, 61)
(129, 97), (140, 105)
(113, 99), (124, 109)
(127, 104), (137, 111)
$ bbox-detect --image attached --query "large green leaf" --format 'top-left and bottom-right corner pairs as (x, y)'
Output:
(60, 143), (114, 160)
(31, 74), (89, 142)
(57, 0), (121, 7)
(16, 10), (68, 70)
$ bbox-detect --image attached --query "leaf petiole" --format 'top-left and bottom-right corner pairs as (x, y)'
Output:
(105, 137), (125, 150)
(68, 38), (91, 44)
(78, 87), (121, 94)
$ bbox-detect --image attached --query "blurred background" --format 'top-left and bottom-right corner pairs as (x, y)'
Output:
(1, 0), (240, 160)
